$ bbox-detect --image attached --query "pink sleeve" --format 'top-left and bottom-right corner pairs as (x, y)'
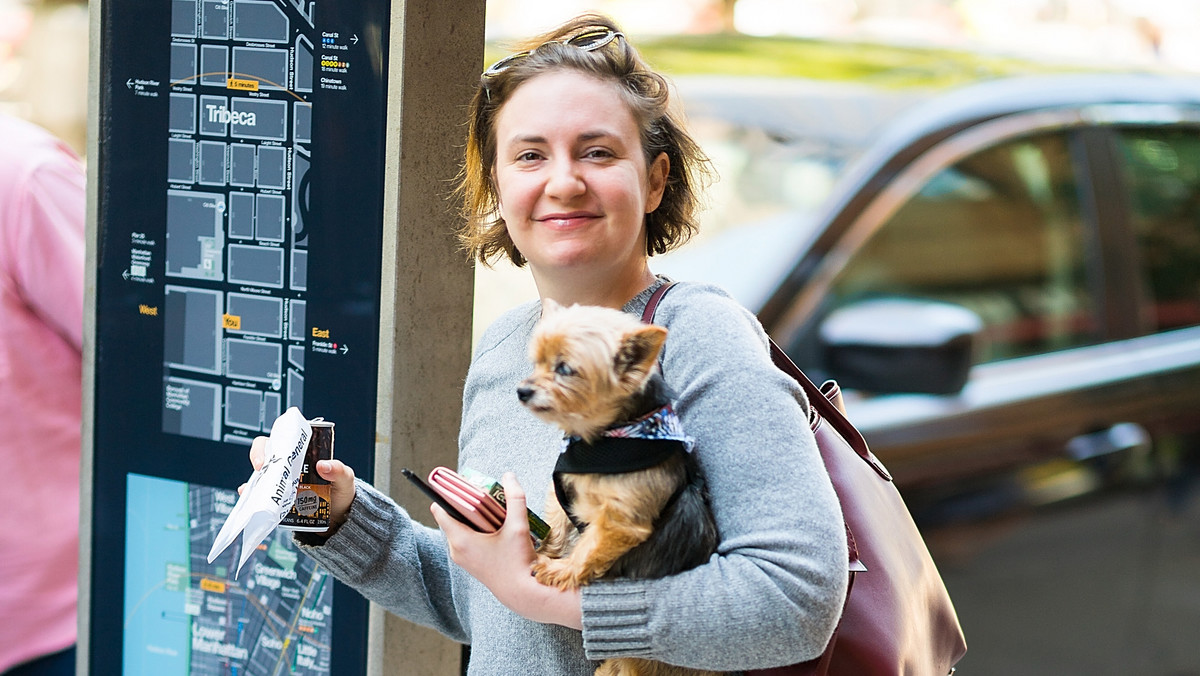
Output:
(5, 146), (86, 352)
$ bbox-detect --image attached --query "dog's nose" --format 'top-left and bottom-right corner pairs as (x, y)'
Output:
(516, 386), (534, 403)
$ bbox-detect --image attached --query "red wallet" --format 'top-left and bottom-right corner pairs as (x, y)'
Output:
(428, 466), (505, 532)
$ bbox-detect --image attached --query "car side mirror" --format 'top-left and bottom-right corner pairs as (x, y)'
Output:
(818, 298), (983, 395)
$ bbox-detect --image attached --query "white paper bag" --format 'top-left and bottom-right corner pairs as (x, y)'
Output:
(207, 407), (312, 576)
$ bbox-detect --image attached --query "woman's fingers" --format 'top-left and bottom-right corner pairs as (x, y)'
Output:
(238, 436), (269, 495)
(429, 472), (580, 626)
(249, 436), (267, 470)
(315, 459), (356, 534)
(241, 437), (357, 537)
(499, 472), (528, 529)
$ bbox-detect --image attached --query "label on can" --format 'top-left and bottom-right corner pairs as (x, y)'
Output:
(280, 419), (334, 532)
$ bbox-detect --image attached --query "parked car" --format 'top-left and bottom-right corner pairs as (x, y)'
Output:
(661, 73), (1200, 675)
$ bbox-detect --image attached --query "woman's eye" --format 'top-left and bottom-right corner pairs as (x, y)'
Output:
(584, 148), (613, 159)
(554, 361), (575, 377)
(517, 151), (542, 162)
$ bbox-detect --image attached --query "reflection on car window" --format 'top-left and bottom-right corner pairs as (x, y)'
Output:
(1115, 128), (1200, 333)
(826, 131), (1101, 365)
(692, 118), (847, 234)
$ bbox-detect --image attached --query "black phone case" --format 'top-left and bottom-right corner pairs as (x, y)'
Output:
(401, 468), (486, 532)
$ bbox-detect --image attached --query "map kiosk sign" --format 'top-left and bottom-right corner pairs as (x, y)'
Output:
(84, 0), (394, 672)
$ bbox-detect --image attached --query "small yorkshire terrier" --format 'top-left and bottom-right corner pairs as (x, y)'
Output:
(518, 299), (722, 676)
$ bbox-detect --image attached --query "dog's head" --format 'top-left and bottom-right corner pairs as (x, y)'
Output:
(518, 299), (668, 442)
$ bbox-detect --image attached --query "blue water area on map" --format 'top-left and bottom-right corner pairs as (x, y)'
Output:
(124, 473), (191, 675)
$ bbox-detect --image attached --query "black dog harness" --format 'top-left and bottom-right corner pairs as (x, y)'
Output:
(552, 405), (693, 532)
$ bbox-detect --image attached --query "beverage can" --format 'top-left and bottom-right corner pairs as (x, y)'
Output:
(280, 418), (334, 531)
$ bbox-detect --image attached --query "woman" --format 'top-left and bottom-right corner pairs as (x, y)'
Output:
(267, 14), (848, 674)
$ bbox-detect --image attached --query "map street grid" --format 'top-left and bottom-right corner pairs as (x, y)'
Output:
(162, 0), (317, 445)
(121, 2), (334, 673)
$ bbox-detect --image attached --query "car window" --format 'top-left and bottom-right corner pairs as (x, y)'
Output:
(824, 131), (1101, 364)
(1114, 128), (1200, 333)
(688, 117), (852, 233)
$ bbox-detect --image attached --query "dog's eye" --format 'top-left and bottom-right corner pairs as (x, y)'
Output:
(554, 361), (575, 377)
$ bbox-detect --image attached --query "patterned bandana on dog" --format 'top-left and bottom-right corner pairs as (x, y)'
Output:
(553, 405), (695, 531)
(557, 405), (693, 471)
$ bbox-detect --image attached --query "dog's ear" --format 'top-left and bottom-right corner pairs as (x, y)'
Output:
(615, 325), (667, 380)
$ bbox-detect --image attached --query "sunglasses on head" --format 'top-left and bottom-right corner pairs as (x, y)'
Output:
(482, 28), (624, 80)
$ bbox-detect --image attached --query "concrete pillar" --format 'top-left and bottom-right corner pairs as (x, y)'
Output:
(370, 1), (483, 674)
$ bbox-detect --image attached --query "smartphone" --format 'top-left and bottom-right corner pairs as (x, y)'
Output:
(401, 467), (487, 532)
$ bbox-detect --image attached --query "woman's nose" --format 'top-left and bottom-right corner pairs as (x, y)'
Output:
(545, 158), (585, 199)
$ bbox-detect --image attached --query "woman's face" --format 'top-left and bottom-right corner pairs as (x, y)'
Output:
(492, 70), (668, 280)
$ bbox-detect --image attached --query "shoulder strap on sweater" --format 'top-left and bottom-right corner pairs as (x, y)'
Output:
(641, 281), (677, 323)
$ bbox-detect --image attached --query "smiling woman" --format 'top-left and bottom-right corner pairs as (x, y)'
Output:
(278, 13), (850, 676)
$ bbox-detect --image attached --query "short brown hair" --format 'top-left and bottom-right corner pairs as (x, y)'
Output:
(457, 14), (713, 267)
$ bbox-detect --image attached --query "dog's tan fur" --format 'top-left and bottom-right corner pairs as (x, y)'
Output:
(534, 469), (681, 588)
(519, 299), (723, 676)
(520, 301), (668, 444)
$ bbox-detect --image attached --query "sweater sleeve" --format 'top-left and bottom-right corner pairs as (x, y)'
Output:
(296, 479), (470, 643)
(579, 283), (849, 671)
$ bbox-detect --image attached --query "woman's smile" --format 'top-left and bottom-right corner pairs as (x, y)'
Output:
(536, 211), (602, 228)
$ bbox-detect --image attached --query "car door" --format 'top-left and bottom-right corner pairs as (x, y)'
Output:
(771, 108), (1200, 674)
(783, 115), (1116, 481)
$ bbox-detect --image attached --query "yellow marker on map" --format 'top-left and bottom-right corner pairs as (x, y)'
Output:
(227, 78), (259, 91)
(200, 578), (226, 593)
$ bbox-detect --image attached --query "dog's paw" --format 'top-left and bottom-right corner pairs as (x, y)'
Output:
(532, 555), (587, 590)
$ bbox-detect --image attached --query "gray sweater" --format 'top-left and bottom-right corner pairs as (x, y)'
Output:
(299, 279), (848, 675)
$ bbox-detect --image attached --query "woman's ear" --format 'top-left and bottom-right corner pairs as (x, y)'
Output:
(644, 152), (669, 214)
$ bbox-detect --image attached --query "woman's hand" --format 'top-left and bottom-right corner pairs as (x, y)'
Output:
(244, 436), (357, 537)
(431, 472), (582, 629)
